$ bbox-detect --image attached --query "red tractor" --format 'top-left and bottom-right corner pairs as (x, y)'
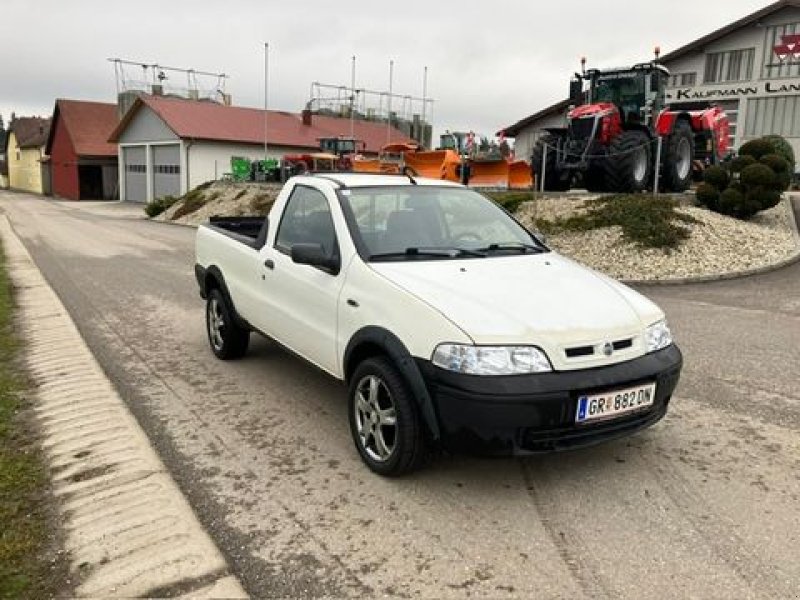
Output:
(532, 56), (730, 193)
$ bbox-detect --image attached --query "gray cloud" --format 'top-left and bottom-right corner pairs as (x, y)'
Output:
(0, 0), (769, 138)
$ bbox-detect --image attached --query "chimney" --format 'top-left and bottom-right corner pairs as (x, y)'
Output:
(302, 109), (312, 126)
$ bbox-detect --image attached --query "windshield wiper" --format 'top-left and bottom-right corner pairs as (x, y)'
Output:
(369, 246), (485, 260)
(478, 242), (543, 254)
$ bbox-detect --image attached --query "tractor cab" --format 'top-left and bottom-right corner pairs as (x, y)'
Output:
(576, 64), (669, 128)
(319, 137), (361, 157)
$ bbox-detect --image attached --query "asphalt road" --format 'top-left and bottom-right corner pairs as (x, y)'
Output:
(2, 191), (799, 599)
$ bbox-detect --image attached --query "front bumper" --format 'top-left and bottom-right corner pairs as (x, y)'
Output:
(416, 344), (682, 455)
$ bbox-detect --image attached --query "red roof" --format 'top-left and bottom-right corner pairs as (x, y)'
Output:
(109, 95), (414, 153)
(46, 99), (118, 157)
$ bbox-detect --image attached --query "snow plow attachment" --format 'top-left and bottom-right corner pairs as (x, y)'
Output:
(508, 160), (533, 189)
(468, 160), (511, 188)
(352, 158), (383, 173)
(404, 150), (460, 180)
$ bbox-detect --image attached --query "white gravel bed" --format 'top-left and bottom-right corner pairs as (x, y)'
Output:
(157, 181), (281, 226)
(517, 195), (799, 281)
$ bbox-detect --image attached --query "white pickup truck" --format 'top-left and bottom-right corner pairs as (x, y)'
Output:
(195, 173), (682, 475)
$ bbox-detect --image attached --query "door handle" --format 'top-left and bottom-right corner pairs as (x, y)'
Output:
(264, 259), (275, 270)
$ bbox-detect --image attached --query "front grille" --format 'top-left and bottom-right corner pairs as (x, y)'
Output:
(564, 337), (634, 359)
(569, 117), (597, 141)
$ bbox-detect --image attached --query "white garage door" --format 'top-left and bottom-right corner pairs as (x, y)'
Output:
(123, 146), (147, 203)
(152, 144), (181, 200)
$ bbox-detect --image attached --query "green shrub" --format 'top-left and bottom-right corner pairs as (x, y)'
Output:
(739, 138), (773, 160)
(703, 166), (729, 190)
(485, 191), (535, 213)
(760, 153), (789, 173)
(749, 186), (781, 210)
(717, 187), (745, 216)
(144, 195), (179, 218)
(741, 163), (776, 188)
(537, 194), (697, 250)
(696, 182), (720, 210)
(730, 155), (756, 173)
(763, 135), (795, 172)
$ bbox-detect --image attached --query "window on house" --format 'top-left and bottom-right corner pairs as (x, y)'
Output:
(668, 72), (697, 88)
(704, 49), (755, 83)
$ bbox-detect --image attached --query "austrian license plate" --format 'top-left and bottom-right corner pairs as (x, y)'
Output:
(575, 382), (656, 424)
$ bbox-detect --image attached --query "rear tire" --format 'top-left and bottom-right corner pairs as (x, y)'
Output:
(661, 120), (695, 192)
(206, 288), (250, 360)
(531, 134), (570, 191)
(604, 130), (652, 193)
(348, 357), (428, 476)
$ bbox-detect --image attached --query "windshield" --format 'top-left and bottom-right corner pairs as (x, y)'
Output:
(338, 186), (544, 261)
(593, 73), (645, 112)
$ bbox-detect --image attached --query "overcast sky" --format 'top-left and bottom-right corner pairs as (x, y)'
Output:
(0, 0), (771, 137)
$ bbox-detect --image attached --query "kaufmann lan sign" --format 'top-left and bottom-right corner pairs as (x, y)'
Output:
(668, 34), (800, 102)
(668, 79), (800, 101)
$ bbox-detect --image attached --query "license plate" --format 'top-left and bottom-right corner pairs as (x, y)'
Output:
(575, 382), (656, 424)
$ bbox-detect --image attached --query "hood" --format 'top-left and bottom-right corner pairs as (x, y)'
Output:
(370, 253), (664, 370)
(568, 102), (617, 120)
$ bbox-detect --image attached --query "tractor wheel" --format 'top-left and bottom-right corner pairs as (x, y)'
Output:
(531, 135), (570, 191)
(661, 120), (695, 192)
(604, 130), (652, 193)
(583, 165), (607, 193)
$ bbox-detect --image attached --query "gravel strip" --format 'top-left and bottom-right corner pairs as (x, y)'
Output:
(517, 194), (799, 281)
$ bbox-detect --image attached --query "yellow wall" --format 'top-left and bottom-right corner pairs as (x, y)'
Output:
(7, 131), (45, 194)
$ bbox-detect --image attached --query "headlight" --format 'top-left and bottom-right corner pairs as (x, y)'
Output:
(645, 319), (673, 353)
(432, 344), (552, 375)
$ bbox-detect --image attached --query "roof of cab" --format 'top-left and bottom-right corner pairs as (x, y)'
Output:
(301, 172), (464, 189)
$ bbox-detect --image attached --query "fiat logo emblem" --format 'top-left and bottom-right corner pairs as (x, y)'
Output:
(602, 342), (614, 357)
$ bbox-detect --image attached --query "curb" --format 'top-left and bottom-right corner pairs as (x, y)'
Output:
(621, 195), (800, 286)
(0, 215), (248, 599)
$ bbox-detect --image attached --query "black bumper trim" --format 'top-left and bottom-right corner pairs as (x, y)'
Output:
(416, 345), (682, 455)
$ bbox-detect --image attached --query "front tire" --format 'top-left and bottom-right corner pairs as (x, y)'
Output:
(605, 130), (652, 193)
(661, 120), (695, 192)
(531, 134), (570, 191)
(206, 288), (250, 360)
(348, 357), (427, 476)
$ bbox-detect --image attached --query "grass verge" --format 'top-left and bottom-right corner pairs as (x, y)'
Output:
(534, 194), (699, 250)
(0, 240), (68, 598)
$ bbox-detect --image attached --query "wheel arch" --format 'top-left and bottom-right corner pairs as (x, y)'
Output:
(344, 326), (441, 440)
(199, 265), (248, 329)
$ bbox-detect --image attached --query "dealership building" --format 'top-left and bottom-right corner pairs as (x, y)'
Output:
(503, 0), (800, 171)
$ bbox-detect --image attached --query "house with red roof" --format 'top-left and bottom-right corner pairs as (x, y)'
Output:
(46, 99), (120, 200)
(108, 95), (414, 203)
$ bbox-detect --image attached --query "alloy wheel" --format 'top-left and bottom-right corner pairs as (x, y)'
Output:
(354, 375), (398, 462)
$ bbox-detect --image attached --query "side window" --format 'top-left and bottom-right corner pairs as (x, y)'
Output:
(275, 186), (338, 257)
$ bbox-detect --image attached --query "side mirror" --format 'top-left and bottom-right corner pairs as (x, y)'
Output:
(569, 79), (583, 105)
(291, 243), (340, 274)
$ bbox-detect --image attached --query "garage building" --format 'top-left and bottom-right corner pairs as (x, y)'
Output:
(502, 0), (800, 172)
(46, 99), (119, 200)
(109, 95), (414, 203)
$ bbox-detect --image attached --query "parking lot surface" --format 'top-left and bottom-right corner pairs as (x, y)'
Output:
(2, 192), (799, 599)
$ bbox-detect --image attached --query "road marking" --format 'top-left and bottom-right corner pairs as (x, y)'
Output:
(0, 216), (248, 598)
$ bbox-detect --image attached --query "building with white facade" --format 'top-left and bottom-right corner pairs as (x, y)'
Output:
(502, 0), (800, 172)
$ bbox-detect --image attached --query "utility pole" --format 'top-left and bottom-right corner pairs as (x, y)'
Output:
(421, 66), (428, 148)
(264, 42), (269, 161)
(350, 55), (356, 140)
(387, 59), (394, 145)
